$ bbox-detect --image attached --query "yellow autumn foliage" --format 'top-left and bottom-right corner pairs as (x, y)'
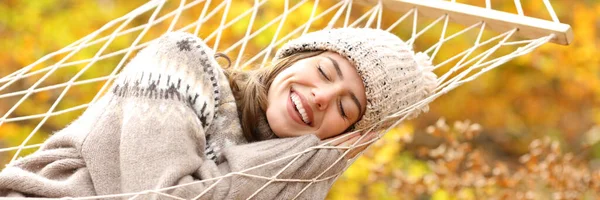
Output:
(0, 0), (598, 199)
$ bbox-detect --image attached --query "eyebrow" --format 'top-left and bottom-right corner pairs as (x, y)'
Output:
(326, 56), (364, 118)
(326, 56), (343, 80)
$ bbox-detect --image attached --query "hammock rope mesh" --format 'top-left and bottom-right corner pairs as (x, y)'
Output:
(0, 0), (572, 199)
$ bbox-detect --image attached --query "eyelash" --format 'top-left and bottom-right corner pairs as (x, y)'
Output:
(317, 65), (331, 81)
(339, 100), (347, 119)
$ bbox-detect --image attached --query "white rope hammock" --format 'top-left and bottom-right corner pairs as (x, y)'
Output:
(0, 0), (572, 199)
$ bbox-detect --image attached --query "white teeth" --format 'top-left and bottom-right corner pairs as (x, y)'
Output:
(291, 93), (310, 124)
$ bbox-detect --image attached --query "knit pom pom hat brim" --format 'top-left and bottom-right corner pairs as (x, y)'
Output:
(275, 28), (438, 131)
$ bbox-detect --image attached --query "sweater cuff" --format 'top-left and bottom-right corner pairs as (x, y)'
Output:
(223, 134), (322, 171)
(220, 134), (347, 199)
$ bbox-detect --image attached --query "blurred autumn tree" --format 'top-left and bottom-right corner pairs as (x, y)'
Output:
(0, 0), (598, 199)
(328, 1), (600, 199)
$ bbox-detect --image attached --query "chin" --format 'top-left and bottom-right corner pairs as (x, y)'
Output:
(266, 112), (301, 138)
(271, 127), (290, 138)
(269, 122), (294, 138)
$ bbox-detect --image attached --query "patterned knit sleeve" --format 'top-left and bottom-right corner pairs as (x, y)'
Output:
(111, 31), (229, 196)
(113, 31), (222, 129)
(0, 31), (230, 198)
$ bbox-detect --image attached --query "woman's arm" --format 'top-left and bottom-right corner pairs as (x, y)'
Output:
(0, 95), (109, 197)
(217, 134), (347, 199)
(213, 131), (376, 199)
(0, 31), (224, 198)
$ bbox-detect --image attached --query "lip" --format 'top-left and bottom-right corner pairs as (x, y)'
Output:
(289, 88), (314, 126)
(287, 89), (314, 127)
(287, 91), (306, 126)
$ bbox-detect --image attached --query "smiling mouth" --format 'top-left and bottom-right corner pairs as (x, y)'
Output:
(290, 91), (312, 125)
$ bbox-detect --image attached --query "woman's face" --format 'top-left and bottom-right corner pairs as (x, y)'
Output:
(266, 51), (367, 139)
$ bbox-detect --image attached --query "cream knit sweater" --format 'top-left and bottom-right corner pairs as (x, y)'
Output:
(0, 32), (345, 199)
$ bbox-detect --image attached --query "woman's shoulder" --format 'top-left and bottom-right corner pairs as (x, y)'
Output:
(113, 31), (231, 127)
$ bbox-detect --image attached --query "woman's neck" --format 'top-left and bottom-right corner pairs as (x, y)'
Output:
(253, 111), (278, 141)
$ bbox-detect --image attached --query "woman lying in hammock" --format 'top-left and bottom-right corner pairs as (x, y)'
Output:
(0, 28), (436, 199)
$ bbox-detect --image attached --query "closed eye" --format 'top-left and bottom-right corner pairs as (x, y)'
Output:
(338, 99), (347, 119)
(317, 65), (331, 81)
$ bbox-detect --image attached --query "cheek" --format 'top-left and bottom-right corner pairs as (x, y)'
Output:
(266, 91), (307, 138)
(266, 108), (286, 137)
(316, 111), (349, 139)
(286, 66), (319, 84)
(266, 92), (288, 136)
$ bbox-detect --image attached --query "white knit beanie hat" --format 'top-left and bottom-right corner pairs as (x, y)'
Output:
(275, 28), (438, 131)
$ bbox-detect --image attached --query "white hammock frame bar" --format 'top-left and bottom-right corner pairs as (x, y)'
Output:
(364, 0), (573, 45)
(0, 0), (573, 199)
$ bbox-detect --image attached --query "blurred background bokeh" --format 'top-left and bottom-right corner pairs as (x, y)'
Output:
(1, 0), (598, 199)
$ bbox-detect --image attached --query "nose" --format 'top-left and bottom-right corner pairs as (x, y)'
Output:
(311, 86), (339, 111)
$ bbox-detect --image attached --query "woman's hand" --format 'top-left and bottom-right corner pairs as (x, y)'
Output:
(323, 131), (378, 159)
